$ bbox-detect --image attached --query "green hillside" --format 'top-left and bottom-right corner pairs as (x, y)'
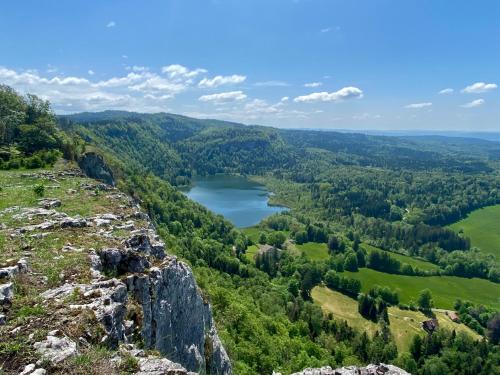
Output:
(343, 268), (500, 309)
(449, 205), (500, 259)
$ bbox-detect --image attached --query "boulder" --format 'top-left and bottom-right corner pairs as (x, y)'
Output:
(0, 282), (14, 305)
(38, 198), (61, 209)
(34, 336), (78, 365)
(0, 258), (28, 280)
(124, 230), (166, 259)
(98, 248), (151, 274)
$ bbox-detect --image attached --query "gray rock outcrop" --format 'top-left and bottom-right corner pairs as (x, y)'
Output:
(125, 257), (232, 375)
(33, 335), (78, 365)
(285, 364), (410, 375)
(78, 152), (115, 186)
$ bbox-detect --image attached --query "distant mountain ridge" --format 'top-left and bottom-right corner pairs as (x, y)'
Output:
(59, 110), (500, 185)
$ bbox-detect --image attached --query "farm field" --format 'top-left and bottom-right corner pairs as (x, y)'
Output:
(449, 204), (500, 259)
(312, 286), (481, 352)
(342, 268), (500, 310)
(295, 242), (330, 261)
(361, 243), (440, 271)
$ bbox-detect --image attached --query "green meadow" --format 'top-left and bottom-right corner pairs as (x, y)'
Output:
(343, 268), (500, 310)
(295, 242), (330, 261)
(449, 205), (500, 259)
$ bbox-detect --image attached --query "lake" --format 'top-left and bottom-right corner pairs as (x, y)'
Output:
(183, 174), (287, 228)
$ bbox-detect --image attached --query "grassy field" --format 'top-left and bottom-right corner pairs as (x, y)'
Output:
(241, 226), (263, 243)
(361, 243), (440, 271)
(312, 286), (481, 352)
(245, 244), (259, 262)
(295, 242), (330, 261)
(343, 268), (500, 310)
(449, 205), (500, 259)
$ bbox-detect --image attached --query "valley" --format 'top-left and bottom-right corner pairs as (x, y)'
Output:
(1, 89), (499, 374)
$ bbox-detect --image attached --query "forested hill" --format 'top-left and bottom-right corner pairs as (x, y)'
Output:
(59, 110), (499, 184)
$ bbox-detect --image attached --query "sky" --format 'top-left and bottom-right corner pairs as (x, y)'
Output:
(0, 0), (499, 131)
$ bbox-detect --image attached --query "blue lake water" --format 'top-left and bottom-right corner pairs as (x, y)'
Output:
(183, 175), (287, 228)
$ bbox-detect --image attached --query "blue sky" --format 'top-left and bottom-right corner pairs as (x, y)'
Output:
(1, 0), (499, 131)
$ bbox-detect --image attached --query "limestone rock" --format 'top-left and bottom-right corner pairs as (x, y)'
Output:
(20, 364), (47, 375)
(78, 152), (115, 186)
(125, 257), (232, 375)
(38, 198), (61, 209)
(0, 282), (14, 305)
(136, 357), (198, 375)
(287, 364), (410, 375)
(124, 230), (166, 259)
(98, 247), (150, 274)
(0, 257), (28, 279)
(34, 336), (78, 364)
(41, 279), (128, 348)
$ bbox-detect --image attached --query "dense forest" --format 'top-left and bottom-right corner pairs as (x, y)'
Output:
(1, 86), (499, 374)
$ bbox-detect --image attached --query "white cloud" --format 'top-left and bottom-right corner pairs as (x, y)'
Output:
(404, 102), (432, 109)
(294, 87), (363, 103)
(162, 64), (207, 80)
(0, 65), (214, 113)
(199, 91), (247, 103)
(280, 96), (289, 102)
(321, 27), (331, 33)
(198, 74), (246, 88)
(254, 80), (289, 87)
(438, 88), (453, 95)
(106, 21), (116, 28)
(461, 82), (497, 94)
(304, 82), (322, 88)
(461, 98), (484, 108)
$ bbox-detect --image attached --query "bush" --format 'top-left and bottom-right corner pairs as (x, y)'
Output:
(33, 184), (45, 197)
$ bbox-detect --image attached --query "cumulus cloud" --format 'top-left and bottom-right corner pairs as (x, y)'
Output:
(294, 87), (363, 103)
(461, 82), (497, 94)
(304, 82), (322, 88)
(320, 27), (331, 33)
(198, 74), (246, 88)
(0, 64), (217, 113)
(198, 91), (247, 103)
(280, 96), (289, 102)
(438, 88), (453, 94)
(404, 102), (432, 109)
(461, 98), (485, 108)
(106, 21), (116, 28)
(162, 64), (207, 80)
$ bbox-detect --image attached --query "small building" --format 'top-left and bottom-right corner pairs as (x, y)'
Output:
(258, 244), (276, 255)
(446, 311), (460, 323)
(422, 319), (439, 333)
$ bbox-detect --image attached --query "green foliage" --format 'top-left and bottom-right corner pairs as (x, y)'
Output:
(0, 85), (79, 169)
(417, 289), (433, 311)
(324, 270), (361, 297)
(33, 183), (45, 197)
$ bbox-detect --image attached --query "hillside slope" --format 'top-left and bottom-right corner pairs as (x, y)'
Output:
(0, 161), (231, 374)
